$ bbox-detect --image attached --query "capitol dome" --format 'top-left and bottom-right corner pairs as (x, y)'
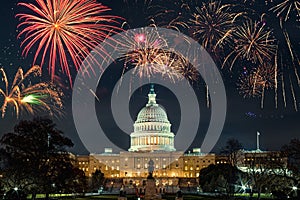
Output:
(128, 85), (176, 152)
(136, 104), (168, 123)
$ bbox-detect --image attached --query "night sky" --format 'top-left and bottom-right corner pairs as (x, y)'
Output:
(0, 0), (299, 155)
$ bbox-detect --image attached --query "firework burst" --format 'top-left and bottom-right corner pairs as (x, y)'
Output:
(118, 28), (198, 82)
(237, 71), (262, 99)
(237, 63), (277, 108)
(0, 65), (63, 118)
(118, 29), (168, 78)
(148, 0), (193, 32)
(223, 19), (277, 70)
(17, 0), (123, 85)
(190, 1), (245, 53)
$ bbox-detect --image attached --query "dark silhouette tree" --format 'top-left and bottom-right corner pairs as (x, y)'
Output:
(90, 169), (105, 192)
(280, 138), (300, 198)
(0, 118), (83, 199)
(199, 164), (246, 199)
(221, 138), (243, 166)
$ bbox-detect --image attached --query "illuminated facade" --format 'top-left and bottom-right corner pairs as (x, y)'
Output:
(75, 85), (215, 189)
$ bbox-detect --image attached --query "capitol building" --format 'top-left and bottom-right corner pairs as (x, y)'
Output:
(76, 85), (215, 191)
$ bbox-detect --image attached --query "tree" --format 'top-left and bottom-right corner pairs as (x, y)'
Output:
(221, 138), (243, 166)
(199, 164), (246, 199)
(0, 118), (80, 199)
(90, 169), (105, 192)
(280, 138), (300, 198)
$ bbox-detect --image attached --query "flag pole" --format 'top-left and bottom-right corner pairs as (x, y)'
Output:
(257, 131), (260, 150)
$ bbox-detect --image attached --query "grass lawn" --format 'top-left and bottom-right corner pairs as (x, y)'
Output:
(62, 194), (217, 200)
(29, 193), (277, 199)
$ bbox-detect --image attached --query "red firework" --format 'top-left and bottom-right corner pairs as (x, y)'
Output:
(17, 0), (123, 85)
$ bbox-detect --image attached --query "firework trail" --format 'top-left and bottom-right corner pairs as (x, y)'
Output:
(269, 0), (300, 22)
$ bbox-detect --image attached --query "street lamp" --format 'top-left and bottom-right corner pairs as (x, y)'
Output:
(292, 186), (297, 191)
(14, 187), (19, 200)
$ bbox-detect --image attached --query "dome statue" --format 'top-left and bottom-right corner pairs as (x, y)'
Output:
(128, 84), (176, 152)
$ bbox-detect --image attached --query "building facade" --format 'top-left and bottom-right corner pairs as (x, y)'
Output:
(75, 85), (215, 191)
